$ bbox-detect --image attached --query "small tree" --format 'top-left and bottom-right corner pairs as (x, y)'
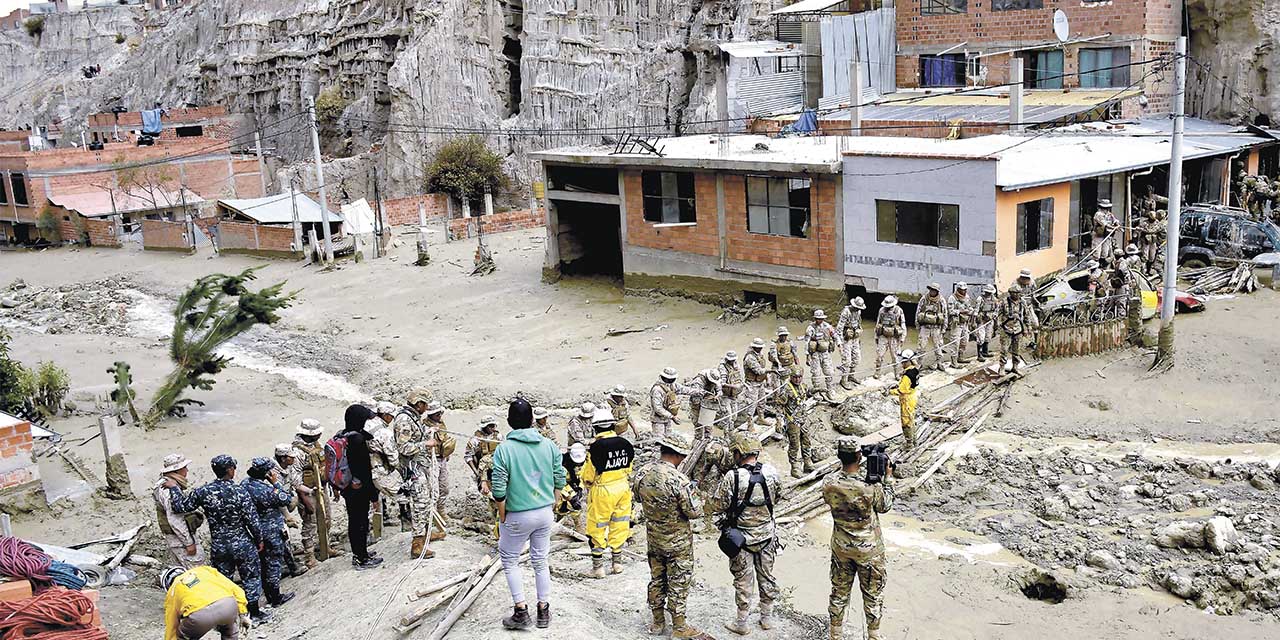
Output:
(314, 87), (350, 122)
(36, 206), (61, 243)
(28, 362), (70, 417)
(424, 137), (508, 203)
(23, 16), (44, 39)
(144, 268), (297, 427)
(107, 361), (140, 424)
(0, 330), (29, 416)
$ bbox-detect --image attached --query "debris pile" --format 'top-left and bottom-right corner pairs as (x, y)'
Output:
(1182, 263), (1259, 295)
(0, 277), (137, 336)
(716, 299), (772, 324)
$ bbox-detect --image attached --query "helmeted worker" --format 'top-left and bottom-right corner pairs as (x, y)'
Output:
(998, 284), (1039, 374)
(916, 283), (949, 371)
(767, 326), (800, 386)
(822, 437), (893, 640)
(1092, 199), (1120, 265)
(240, 457), (295, 608)
(422, 400), (455, 527)
(566, 402), (596, 447)
(582, 407), (636, 578)
(835, 297), (866, 387)
(974, 284), (999, 361)
(946, 282), (974, 367)
(533, 406), (556, 442)
(874, 296), (907, 379)
(884, 350), (921, 450)
(154, 453), (205, 569)
(1139, 208), (1165, 274)
(634, 432), (705, 639)
(805, 309), (838, 395)
(606, 385), (634, 436)
(393, 389), (441, 559)
(291, 418), (329, 567)
(717, 351), (745, 427)
(711, 432), (782, 635)
(776, 369), (818, 478)
(689, 368), (723, 441)
(650, 367), (698, 438)
(742, 338), (769, 425)
(162, 565), (248, 640)
(466, 415), (504, 538)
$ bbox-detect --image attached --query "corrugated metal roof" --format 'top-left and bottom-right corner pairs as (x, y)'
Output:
(718, 40), (806, 59)
(771, 0), (846, 14)
(47, 189), (204, 218)
(807, 89), (1140, 123)
(218, 193), (342, 225)
(533, 134), (847, 173)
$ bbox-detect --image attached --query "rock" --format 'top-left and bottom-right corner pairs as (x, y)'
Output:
(1235, 542), (1268, 564)
(1039, 496), (1069, 521)
(1153, 521), (1206, 549)
(1185, 460), (1213, 479)
(1165, 494), (1193, 511)
(1163, 571), (1199, 599)
(1118, 485), (1141, 500)
(380, 346), (395, 362)
(1226, 564), (1249, 587)
(1248, 473), (1275, 490)
(0, 297), (18, 308)
(1086, 550), (1121, 571)
(1204, 516), (1239, 554)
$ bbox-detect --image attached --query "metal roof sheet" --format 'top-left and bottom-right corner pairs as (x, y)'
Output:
(47, 189), (204, 218)
(218, 193), (342, 225)
(717, 40), (806, 59)
(771, 0), (847, 14)
(533, 134), (846, 173)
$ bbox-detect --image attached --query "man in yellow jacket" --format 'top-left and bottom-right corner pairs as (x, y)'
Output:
(885, 349), (921, 450)
(163, 565), (249, 640)
(581, 407), (636, 578)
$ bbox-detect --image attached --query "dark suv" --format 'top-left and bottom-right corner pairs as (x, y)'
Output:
(1178, 205), (1280, 268)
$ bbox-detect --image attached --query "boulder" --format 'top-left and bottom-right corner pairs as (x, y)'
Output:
(1085, 550), (1121, 571)
(1163, 571), (1199, 599)
(0, 296), (18, 308)
(1204, 516), (1239, 555)
(1153, 521), (1206, 549)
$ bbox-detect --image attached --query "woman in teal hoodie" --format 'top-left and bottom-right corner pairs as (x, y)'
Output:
(491, 397), (566, 630)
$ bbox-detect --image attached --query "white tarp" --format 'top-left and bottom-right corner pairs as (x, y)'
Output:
(341, 199), (377, 235)
(820, 8), (896, 107)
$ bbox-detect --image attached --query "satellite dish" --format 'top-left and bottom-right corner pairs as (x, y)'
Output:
(1052, 9), (1070, 42)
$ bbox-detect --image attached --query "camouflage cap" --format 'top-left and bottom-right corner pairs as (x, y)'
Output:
(610, 384), (626, 397)
(249, 457), (274, 475)
(836, 436), (862, 455)
(851, 297), (866, 310)
(660, 367), (678, 380)
(532, 406), (549, 420)
(730, 431), (761, 456)
(776, 325), (790, 336)
(296, 418), (323, 437)
(425, 401), (445, 415)
(406, 388), (432, 406)
(658, 431), (693, 457)
(161, 453), (190, 473)
(579, 401), (596, 417)
(210, 454), (237, 475)
(273, 443), (297, 459)
(750, 338), (766, 349)
(480, 414), (498, 427)
(724, 350), (738, 361)
(374, 401), (397, 416)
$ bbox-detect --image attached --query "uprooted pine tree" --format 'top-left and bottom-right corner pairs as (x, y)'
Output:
(144, 268), (297, 428)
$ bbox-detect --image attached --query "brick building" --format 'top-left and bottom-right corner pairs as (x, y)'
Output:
(533, 136), (847, 316)
(84, 107), (240, 146)
(895, 0), (1180, 113)
(1, 7), (30, 30)
(0, 412), (42, 507)
(0, 138), (263, 246)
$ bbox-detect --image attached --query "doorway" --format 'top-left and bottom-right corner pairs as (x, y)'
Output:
(553, 200), (622, 277)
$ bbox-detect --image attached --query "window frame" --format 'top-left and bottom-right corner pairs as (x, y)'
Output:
(874, 199), (960, 250)
(919, 53), (968, 88)
(1016, 197), (1055, 254)
(1019, 50), (1065, 90)
(777, 57), (802, 74)
(1079, 46), (1131, 89)
(745, 175), (812, 238)
(9, 172), (29, 207)
(920, 0), (967, 16)
(641, 171), (697, 225)
(0, 173), (8, 206)
(991, 0), (1043, 10)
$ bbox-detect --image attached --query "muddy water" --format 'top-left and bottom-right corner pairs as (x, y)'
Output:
(960, 431), (1280, 467)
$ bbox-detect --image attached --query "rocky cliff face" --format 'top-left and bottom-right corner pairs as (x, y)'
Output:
(1186, 0), (1278, 124)
(0, 0), (773, 200)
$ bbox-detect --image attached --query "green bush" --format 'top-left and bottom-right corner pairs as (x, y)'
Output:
(36, 206), (62, 243)
(0, 332), (69, 418)
(0, 330), (28, 415)
(424, 137), (508, 202)
(31, 362), (70, 416)
(314, 88), (350, 122)
(115, 33), (126, 44)
(23, 16), (43, 39)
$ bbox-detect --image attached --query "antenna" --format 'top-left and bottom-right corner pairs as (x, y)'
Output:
(1052, 9), (1070, 43)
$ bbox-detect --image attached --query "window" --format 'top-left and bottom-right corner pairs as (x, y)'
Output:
(921, 0), (966, 15)
(875, 199), (959, 249)
(920, 54), (967, 87)
(1019, 50), (1064, 89)
(777, 57), (802, 73)
(1017, 197), (1054, 254)
(9, 173), (28, 206)
(0, 175), (7, 205)
(1080, 47), (1131, 88)
(175, 125), (204, 138)
(746, 176), (810, 238)
(992, 0), (1043, 9)
(1180, 214), (1205, 239)
(641, 171), (696, 224)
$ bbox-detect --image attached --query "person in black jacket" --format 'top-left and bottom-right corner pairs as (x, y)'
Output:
(340, 404), (384, 570)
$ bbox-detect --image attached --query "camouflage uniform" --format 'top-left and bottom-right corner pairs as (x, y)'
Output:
(742, 347), (769, 424)
(767, 334), (801, 385)
(775, 377), (818, 477)
(974, 289), (998, 357)
(804, 320), (838, 393)
(535, 419), (556, 443)
(946, 290), (973, 366)
(1092, 206), (1120, 264)
(1139, 212), (1164, 274)
(997, 289), (1039, 373)
(170, 478), (263, 605)
(635, 459), (703, 628)
(835, 305), (863, 384)
(394, 407), (441, 540)
(874, 303), (906, 378)
(366, 419), (403, 527)
(464, 428), (501, 492)
(567, 412), (596, 448)
(710, 462), (782, 616)
(424, 414), (453, 517)
(916, 290), (948, 371)
(688, 371), (723, 441)
(650, 375), (699, 438)
(607, 395), (634, 437)
(822, 466), (893, 638)
(241, 476), (293, 601)
(290, 437), (329, 561)
(153, 476), (205, 569)
(717, 358), (745, 428)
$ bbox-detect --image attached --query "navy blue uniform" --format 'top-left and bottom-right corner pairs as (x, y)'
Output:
(242, 478), (293, 596)
(170, 479), (264, 604)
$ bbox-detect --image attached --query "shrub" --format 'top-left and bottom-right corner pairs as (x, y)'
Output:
(115, 33), (126, 44)
(23, 16), (44, 39)
(0, 330), (28, 415)
(424, 137), (508, 202)
(29, 362), (70, 416)
(314, 88), (350, 122)
(36, 206), (62, 243)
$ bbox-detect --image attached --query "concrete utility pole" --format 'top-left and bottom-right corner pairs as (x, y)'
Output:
(305, 96), (334, 263)
(252, 130), (269, 196)
(1009, 57), (1025, 132)
(847, 59), (862, 135)
(1155, 36), (1187, 368)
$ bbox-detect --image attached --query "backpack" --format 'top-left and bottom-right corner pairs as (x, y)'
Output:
(717, 463), (773, 559)
(324, 434), (361, 491)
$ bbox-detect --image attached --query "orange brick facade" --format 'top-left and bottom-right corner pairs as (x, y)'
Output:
(141, 218), (194, 251)
(448, 208), (545, 240)
(216, 220), (298, 257)
(383, 193), (451, 226)
(0, 416), (39, 492)
(623, 171), (721, 258)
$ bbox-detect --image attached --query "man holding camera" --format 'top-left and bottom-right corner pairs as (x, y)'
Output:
(822, 436), (894, 640)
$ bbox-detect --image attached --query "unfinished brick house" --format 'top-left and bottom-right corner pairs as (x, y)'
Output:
(533, 136), (846, 316)
(83, 107), (241, 146)
(896, 0), (1180, 112)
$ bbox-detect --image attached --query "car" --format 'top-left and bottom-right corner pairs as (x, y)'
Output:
(1179, 205), (1280, 268)
(1036, 268), (1204, 319)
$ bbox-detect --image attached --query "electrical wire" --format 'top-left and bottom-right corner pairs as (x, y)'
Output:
(0, 587), (107, 640)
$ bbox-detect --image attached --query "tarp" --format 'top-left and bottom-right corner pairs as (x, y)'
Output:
(140, 109), (162, 136)
(340, 199), (377, 235)
(217, 193), (340, 225)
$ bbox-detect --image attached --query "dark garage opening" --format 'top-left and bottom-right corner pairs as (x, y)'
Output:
(554, 201), (622, 278)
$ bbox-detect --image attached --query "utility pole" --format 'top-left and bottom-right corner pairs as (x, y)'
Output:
(1009, 57), (1025, 133)
(252, 130), (269, 196)
(847, 59), (862, 136)
(1155, 36), (1187, 369)
(371, 166), (385, 259)
(289, 180), (304, 257)
(305, 96), (334, 263)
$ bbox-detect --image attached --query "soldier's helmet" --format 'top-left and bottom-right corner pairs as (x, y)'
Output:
(591, 408), (616, 430)
(836, 436), (862, 455)
(658, 432), (694, 457)
(406, 388), (432, 406)
(1007, 285), (1021, 297)
(730, 431), (761, 456)
(790, 369), (804, 380)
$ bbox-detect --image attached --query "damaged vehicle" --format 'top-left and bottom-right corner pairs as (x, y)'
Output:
(1036, 269), (1205, 319)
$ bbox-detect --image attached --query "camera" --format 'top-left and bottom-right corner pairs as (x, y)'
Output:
(862, 443), (889, 484)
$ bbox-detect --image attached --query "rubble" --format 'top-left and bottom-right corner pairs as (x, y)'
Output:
(0, 277), (136, 336)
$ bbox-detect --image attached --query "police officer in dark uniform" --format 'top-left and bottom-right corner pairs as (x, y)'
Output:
(168, 454), (269, 624)
(242, 457), (297, 609)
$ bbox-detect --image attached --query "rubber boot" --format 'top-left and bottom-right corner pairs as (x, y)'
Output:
(501, 604), (532, 630)
(723, 610), (750, 636)
(647, 609), (669, 636)
(590, 555), (607, 579)
(265, 584), (295, 608)
(611, 550), (625, 575)
(758, 604), (774, 630)
(829, 623), (842, 640)
(672, 616), (704, 639)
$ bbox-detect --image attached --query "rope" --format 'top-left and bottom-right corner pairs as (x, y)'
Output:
(45, 563), (87, 591)
(0, 537), (52, 585)
(0, 587), (107, 640)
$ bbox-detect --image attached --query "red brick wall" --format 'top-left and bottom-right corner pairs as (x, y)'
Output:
(383, 193), (451, 226)
(217, 220), (298, 256)
(723, 174), (839, 271)
(0, 418), (39, 490)
(623, 171), (720, 258)
(449, 208), (545, 240)
(748, 117), (1004, 139)
(45, 205), (120, 247)
(142, 219), (193, 251)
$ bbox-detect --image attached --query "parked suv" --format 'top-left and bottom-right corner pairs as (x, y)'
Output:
(1179, 205), (1280, 268)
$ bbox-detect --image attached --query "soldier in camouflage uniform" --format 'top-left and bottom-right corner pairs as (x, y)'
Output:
(394, 389), (441, 559)
(688, 369), (723, 442)
(768, 326), (800, 386)
(1139, 208), (1164, 275)
(291, 418), (329, 567)
(566, 402), (596, 448)
(634, 432), (705, 639)
(710, 433), (783, 635)
(606, 385), (634, 437)
(650, 367), (698, 438)
(532, 406), (556, 442)
(997, 285), (1038, 375)
(822, 437), (893, 640)
(367, 401), (404, 530)
(271, 444), (306, 577)
(465, 416), (503, 538)
(805, 310), (838, 396)
(916, 283), (949, 371)
(742, 339), (769, 426)
(241, 457), (296, 608)
(154, 453), (205, 569)
(835, 298), (866, 387)
(167, 455), (269, 624)
(422, 401), (455, 529)
(776, 369), (818, 478)
(946, 282), (974, 367)
(874, 297), (907, 379)
(716, 351), (745, 428)
(974, 284), (999, 361)
(1092, 199), (1120, 266)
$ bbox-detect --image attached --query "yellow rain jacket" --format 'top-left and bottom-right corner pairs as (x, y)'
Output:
(163, 566), (248, 640)
(581, 429), (636, 554)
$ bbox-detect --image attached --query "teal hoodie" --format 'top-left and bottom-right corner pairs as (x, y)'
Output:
(491, 428), (566, 513)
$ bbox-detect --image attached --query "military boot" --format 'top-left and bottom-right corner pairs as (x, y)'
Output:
(411, 535), (437, 559)
(672, 616), (704, 639)
(723, 610), (750, 636)
(430, 529), (447, 542)
(829, 623), (842, 640)
(758, 604), (775, 630)
(647, 609), (669, 636)
(303, 550), (318, 569)
(611, 550), (625, 575)
(590, 555), (607, 579)
(867, 628), (883, 640)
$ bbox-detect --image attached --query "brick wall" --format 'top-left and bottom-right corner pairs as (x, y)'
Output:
(0, 416), (39, 491)
(724, 174), (839, 271)
(45, 205), (120, 247)
(141, 218), (193, 251)
(383, 193), (451, 226)
(448, 208), (545, 240)
(216, 220), (298, 257)
(623, 171), (720, 257)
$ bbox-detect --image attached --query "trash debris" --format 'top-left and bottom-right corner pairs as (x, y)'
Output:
(1182, 263), (1258, 295)
(717, 300), (772, 324)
